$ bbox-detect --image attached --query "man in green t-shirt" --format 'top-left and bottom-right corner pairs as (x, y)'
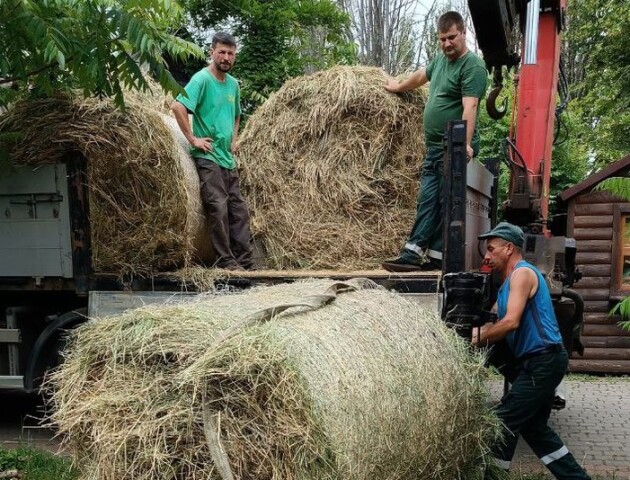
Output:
(172, 32), (254, 270)
(382, 11), (487, 272)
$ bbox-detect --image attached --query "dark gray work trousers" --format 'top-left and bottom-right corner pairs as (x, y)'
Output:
(194, 158), (253, 269)
(486, 349), (591, 480)
(400, 146), (444, 262)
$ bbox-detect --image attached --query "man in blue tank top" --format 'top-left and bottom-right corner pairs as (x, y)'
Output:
(473, 222), (590, 480)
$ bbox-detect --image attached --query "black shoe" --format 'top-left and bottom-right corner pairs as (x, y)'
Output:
(215, 261), (245, 271)
(418, 259), (442, 271)
(381, 257), (424, 272)
(552, 393), (566, 410)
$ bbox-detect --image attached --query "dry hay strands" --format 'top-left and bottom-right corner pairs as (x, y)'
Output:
(0, 95), (210, 276)
(239, 66), (427, 270)
(49, 279), (500, 480)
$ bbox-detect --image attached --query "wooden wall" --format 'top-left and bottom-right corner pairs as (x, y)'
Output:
(567, 190), (630, 373)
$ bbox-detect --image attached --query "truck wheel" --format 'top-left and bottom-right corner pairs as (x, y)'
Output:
(23, 308), (88, 393)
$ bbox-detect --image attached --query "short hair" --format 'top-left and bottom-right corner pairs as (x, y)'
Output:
(211, 32), (237, 49)
(437, 11), (465, 33)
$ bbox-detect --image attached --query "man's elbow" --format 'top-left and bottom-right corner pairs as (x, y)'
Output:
(171, 101), (182, 115)
(501, 317), (520, 333)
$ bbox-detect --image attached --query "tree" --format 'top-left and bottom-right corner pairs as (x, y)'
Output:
(185, 0), (355, 112)
(0, 0), (204, 109)
(336, 0), (420, 74)
(565, 0), (630, 168)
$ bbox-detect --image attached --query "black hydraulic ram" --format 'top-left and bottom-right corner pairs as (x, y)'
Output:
(440, 120), (496, 340)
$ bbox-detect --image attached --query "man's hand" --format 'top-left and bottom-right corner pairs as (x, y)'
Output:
(472, 323), (492, 347)
(384, 77), (401, 93)
(192, 136), (213, 153)
(231, 139), (239, 154)
(466, 144), (474, 162)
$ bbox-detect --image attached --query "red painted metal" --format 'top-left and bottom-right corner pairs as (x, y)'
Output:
(512, 0), (564, 235)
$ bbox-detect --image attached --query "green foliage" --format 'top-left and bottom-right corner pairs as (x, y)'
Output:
(596, 177), (630, 202)
(185, 0), (356, 113)
(566, 0), (630, 168)
(611, 297), (630, 326)
(0, 0), (205, 109)
(0, 446), (77, 480)
(477, 79), (588, 218)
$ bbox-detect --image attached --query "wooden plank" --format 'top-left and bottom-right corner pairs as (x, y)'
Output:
(583, 301), (612, 313)
(569, 359), (630, 374)
(583, 312), (620, 325)
(573, 277), (611, 288)
(582, 335), (630, 349)
(580, 348), (630, 360)
(576, 252), (611, 264)
(573, 215), (613, 228)
(575, 191), (619, 204)
(575, 239), (612, 252)
(573, 227), (613, 240)
(574, 203), (614, 216)
(573, 288), (611, 301)
(582, 323), (629, 336)
(567, 201), (575, 236)
(579, 264), (611, 277)
(216, 269), (443, 279)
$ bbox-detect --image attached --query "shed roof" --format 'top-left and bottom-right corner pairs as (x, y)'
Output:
(560, 154), (630, 202)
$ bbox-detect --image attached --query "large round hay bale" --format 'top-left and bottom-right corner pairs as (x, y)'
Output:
(49, 279), (499, 480)
(0, 96), (212, 275)
(238, 66), (426, 269)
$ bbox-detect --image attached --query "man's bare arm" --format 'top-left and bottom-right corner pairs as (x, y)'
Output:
(171, 101), (212, 153)
(473, 268), (537, 345)
(385, 68), (428, 93)
(462, 96), (479, 161)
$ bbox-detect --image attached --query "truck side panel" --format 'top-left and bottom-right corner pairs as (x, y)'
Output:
(0, 164), (73, 278)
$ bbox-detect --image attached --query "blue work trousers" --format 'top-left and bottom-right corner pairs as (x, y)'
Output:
(401, 146), (444, 261)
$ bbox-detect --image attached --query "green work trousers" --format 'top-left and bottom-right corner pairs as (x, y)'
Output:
(487, 350), (591, 480)
(400, 146), (444, 262)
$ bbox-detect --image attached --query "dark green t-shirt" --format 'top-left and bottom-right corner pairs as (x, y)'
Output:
(424, 51), (487, 151)
(176, 68), (241, 169)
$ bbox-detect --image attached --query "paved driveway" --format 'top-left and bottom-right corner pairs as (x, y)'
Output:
(489, 378), (630, 479)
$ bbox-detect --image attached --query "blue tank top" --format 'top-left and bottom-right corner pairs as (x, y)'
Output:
(496, 260), (563, 359)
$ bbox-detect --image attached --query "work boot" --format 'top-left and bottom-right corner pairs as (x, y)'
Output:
(382, 256), (425, 272)
(215, 260), (245, 271)
(418, 258), (442, 271)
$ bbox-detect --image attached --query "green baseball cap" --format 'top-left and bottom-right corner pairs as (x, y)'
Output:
(478, 222), (524, 248)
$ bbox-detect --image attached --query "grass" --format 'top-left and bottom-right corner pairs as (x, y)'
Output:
(0, 446), (76, 480)
(0, 446), (620, 480)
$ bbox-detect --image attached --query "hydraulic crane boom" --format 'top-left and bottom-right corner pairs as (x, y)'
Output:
(468, 0), (566, 233)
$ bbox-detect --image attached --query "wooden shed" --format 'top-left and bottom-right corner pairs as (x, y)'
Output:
(560, 155), (630, 373)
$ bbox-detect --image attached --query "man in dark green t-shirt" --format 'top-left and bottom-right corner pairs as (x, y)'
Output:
(172, 32), (254, 270)
(382, 11), (487, 272)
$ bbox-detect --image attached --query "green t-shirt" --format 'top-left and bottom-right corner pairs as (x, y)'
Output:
(424, 51), (488, 151)
(176, 68), (241, 169)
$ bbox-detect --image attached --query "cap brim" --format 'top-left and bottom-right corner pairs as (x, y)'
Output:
(477, 232), (495, 240)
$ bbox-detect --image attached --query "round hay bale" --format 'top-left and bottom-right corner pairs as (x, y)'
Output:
(238, 66), (426, 269)
(49, 279), (499, 480)
(0, 96), (213, 275)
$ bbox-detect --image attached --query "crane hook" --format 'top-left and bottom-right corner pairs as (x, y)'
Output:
(486, 67), (508, 120)
(487, 84), (508, 120)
